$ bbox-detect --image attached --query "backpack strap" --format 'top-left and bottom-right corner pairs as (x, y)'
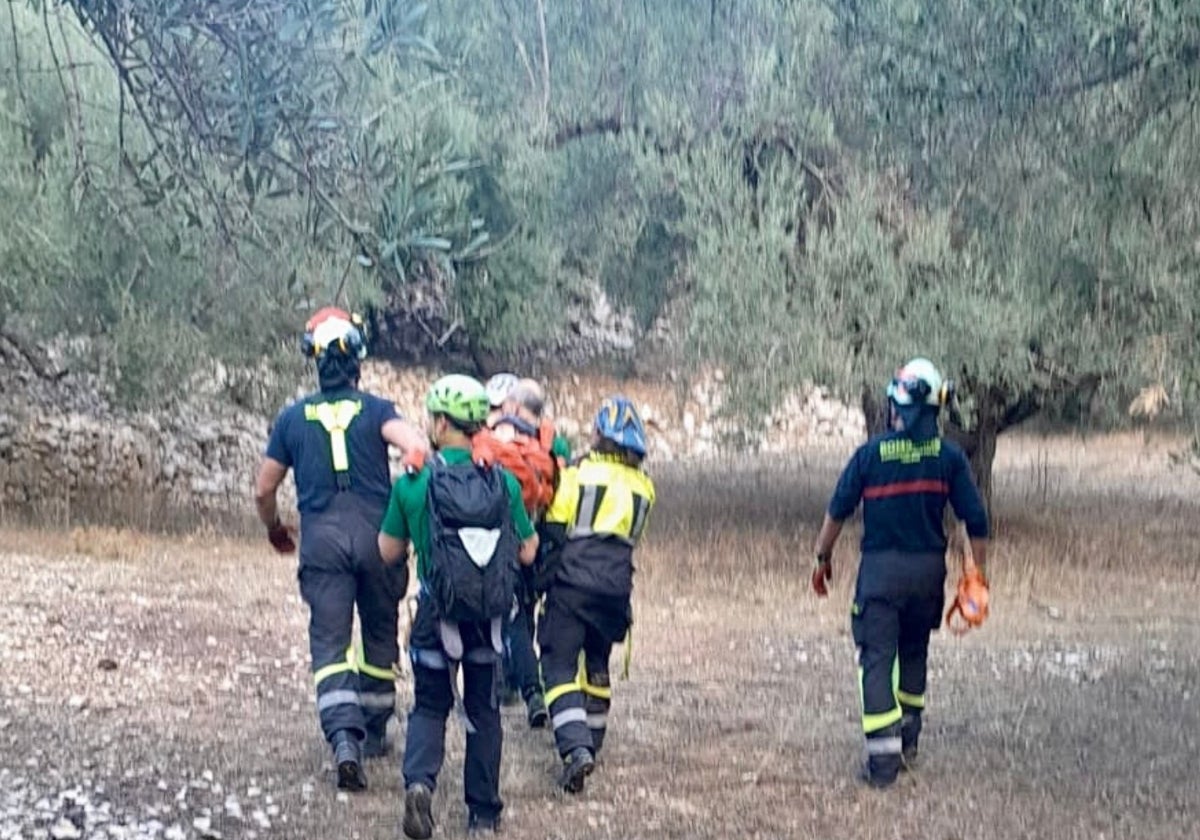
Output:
(436, 616), (504, 735)
(498, 414), (539, 438)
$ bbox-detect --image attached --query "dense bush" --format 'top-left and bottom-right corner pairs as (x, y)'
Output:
(2, 1), (1197, 491)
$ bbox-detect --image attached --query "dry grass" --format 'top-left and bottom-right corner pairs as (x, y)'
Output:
(2, 432), (1199, 839)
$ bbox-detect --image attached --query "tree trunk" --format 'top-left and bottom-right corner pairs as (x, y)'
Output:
(860, 386), (888, 437)
(944, 398), (999, 526)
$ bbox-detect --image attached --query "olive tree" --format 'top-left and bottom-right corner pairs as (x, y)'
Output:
(684, 0), (1200, 510)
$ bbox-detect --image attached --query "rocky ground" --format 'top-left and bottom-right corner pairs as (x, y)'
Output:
(2, 435), (1199, 839)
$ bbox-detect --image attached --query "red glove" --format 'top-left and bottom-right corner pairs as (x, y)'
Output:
(401, 447), (427, 475)
(267, 520), (297, 554)
(811, 554), (832, 597)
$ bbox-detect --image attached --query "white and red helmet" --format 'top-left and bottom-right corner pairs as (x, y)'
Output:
(301, 306), (366, 360)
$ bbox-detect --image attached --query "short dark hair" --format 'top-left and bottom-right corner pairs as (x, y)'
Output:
(432, 412), (483, 437)
(592, 436), (643, 467)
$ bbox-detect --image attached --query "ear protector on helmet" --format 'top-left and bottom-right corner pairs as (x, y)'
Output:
(300, 306), (367, 360)
(891, 376), (956, 407)
(939, 379), (956, 408)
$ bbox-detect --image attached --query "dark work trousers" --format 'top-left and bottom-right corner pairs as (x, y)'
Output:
(403, 596), (504, 822)
(538, 586), (626, 759)
(298, 494), (407, 745)
(851, 550), (945, 781)
(503, 573), (542, 701)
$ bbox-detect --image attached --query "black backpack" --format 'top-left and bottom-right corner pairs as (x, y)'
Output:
(425, 456), (517, 623)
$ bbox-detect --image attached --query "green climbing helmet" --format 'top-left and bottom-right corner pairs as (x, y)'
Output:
(426, 374), (490, 425)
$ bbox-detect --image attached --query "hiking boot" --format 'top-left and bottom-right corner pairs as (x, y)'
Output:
(525, 693), (548, 729)
(402, 784), (435, 840)
(558, 747), (595, 794)
(331, 731), (367, 792)
(467, 812), (501, 835)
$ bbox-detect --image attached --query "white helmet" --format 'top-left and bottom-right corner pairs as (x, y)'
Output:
(485, 372), (519, 408)
(301, 306), (367, 360)
(886, 357), (947, 407)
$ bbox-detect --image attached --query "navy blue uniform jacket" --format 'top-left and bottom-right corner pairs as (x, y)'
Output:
(828, 432), (989, 554)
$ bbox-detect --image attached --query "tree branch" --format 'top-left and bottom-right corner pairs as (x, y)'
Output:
(264, 149), (372, 239)
(534, 0), (550, 132)
(496, 0), (537, 96)
(6, 0), (33, 126)
(40, 2), (84, 177)
(55, 4), (91, 187)
(548, 114), (625, 149)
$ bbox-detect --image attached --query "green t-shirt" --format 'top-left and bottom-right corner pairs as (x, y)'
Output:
(380, 447), (535, 582)
(551, 433), (572, 463)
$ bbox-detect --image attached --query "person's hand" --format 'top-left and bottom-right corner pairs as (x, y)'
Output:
(470, 435), (496, 468)
(946, 561), (990, 634)
(401, 447), (426, 475)
(811, 553), (832, 597)
(267, 520), (297, 554)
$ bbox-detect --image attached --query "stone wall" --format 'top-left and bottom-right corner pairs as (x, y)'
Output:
(357, 362), (866, 462)
(0, 333), (279, 521)
(0, 344), (864, 519)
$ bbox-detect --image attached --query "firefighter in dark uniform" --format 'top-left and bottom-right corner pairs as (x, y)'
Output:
(253, 307), (428, 791)
(811, 357), (990, 788)
(537, 396), (656, 794)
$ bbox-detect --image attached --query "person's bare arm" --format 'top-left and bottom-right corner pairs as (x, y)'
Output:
(813, 513), (844, 559)
(378, 533), (410, 567)
(970, 538), (989, 577)
(254, 457), (297, 553)
(517, 532), (539, 567)
(382, 417), (429, 457)
(254, 457), (290, 528)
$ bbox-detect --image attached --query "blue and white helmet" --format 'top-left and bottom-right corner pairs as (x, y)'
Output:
(594, 395), (647, 457)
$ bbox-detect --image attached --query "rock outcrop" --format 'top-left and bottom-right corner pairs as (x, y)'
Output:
(0, 332), (864, 520)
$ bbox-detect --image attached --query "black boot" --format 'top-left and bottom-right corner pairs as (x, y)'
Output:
(331, 730), (367, 792)
(525, 692), (548, 729)
(559, 746), (596, 794)
(900, 711), (922, 770)
(467, 811), (502, 835)
(860, 723), (902, 788)
(363, 717), (394, 759)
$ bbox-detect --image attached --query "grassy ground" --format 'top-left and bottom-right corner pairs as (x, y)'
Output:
(2, 432), (1199, 839)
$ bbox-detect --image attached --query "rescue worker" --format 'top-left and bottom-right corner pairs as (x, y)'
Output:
(537, 396), (656, 794)
(253, 306), (429, 791)
(378, 374), (538, 838)
(488, 378), (557, 729)
(485, 372), (519, 428)
(486, 371), (571, 465)
(811, 357), (990, 788)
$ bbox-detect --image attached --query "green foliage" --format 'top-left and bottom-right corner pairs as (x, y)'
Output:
(683, 0), (1200, 447)
(1, 0), (1196, 456)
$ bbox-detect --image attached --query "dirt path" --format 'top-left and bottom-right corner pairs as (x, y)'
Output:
(2, 519), (1198, 840)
